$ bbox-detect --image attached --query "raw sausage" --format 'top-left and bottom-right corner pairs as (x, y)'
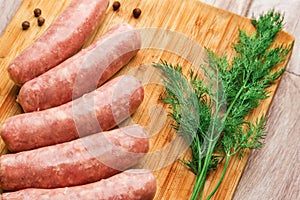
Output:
(18, 23), (141, 112)
(1, 169), (156, 200)
(0, 75), (144, 152)
(8, 0), (109, 85)
(0, 125), (149, 191)
(1, 75), (143, 152)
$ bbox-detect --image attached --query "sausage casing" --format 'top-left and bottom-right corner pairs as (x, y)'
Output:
(18, 23), (141, 112)
(0, 75), (144, 152)
(0, 125), (149, 191)
(8, 0), (109, 85)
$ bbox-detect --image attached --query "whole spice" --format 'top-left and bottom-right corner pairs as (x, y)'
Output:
(34, 8), (42, 17)
(154, 10), (291, 200)
(112, 1), (120, 11)
(22, 21), (30, 30)
(133, 8), (141, 18)
(37, 17), (45, 26)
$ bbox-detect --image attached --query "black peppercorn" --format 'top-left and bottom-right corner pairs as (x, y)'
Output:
(112, 1), (121, 11)
(34, 8), (42, 17)
(22, 21), (30, 30)
(133, 8), (141, 18)
(37, 17), (45, 26)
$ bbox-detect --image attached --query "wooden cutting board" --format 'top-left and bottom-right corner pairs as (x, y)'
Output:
(0, 0), (294, 199)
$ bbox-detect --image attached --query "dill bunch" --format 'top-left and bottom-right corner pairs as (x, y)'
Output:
(154, 10), (291, 200)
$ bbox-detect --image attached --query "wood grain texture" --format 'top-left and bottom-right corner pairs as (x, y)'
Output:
(200, 0), (252, 16)
(0, 0), (22, 37)
(234, 73), (300, 200)
(0, 0), (297, 199)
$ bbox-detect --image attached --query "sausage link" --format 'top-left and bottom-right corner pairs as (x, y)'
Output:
(18, 23), (141, 112)
(2, 169), (156, 200)
(0, 75), (144, 152)
(8, 0), (109, 85)
(0, 125), (149, 191)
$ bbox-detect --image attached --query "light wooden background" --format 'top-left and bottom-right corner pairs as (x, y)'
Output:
(0, 0), (299, 199)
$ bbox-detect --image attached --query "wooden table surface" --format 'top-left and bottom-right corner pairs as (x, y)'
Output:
(0, 0), (299, 199)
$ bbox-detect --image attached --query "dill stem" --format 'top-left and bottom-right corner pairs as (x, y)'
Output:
(190, 143), (215, 200)
(224, 78), (248, 121)
(206, 155), (230, 200)
(192, 74), (249, 199)
(190, 85), (224, 200)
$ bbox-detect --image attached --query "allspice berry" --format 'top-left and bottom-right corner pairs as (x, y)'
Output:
(133, 8), (141, 18)
(22, 21), (30, 30)
(112, 1), (121, 11)
(37, 17), (45, 26)
(34, 8), (42, 17)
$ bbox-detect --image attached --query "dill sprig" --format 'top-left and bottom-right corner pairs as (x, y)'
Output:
(154, 10), (291, 200)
